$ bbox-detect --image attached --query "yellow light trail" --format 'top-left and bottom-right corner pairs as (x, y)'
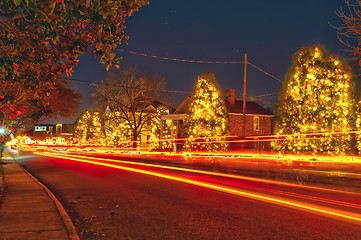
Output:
(24, 142), (361, 164)
(38, 152), (361, 225)
(42, 151), (361, 196)
(245, 130), (361, 139)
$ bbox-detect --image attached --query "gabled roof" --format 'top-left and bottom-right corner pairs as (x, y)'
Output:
(174, 97), (273, 116)
(105, 97), (175, 114)
(226, 100), (273, 115)
(173, 96), (191, 114)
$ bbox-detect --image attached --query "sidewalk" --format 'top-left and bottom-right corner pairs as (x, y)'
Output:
(0, 148), (79, 240)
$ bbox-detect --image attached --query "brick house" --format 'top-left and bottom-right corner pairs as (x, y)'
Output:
(224, 89), (273, 137)
(160, 89), (273, 150)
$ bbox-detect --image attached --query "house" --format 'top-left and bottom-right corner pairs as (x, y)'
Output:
(55, 124), (74, 139)
(224, 89), (273, 137)
(33, 123), (75, 140)
(104, 98), (174, 149)
(160, 89), (274, 150)
(160, 96), (190, 139)
(33, 124), (55, 139)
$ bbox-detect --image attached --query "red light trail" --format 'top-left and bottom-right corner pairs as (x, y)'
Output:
(37, 151), (361, 225)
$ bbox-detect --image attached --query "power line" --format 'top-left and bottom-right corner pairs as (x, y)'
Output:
(118, 49), (244, 64)
(65, 78), (191, 94)
(67, 49), (283, 98)
(118, 49), (283, 83)
(247, 62), (283, 83)
(67, 77), (280, 99)
(250, 92), (279, 98)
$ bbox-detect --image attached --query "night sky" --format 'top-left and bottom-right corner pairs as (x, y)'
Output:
(53, 0), (351, 124)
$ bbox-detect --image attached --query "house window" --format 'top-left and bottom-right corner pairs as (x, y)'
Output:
(253, 116), (260, 131)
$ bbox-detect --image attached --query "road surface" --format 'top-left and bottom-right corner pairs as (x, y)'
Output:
(13, 150), (361, 240)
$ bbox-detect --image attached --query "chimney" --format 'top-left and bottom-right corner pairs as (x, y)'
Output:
(225, 89), (235, 105)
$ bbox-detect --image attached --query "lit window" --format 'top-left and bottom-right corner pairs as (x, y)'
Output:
(253, 116), (260, 131)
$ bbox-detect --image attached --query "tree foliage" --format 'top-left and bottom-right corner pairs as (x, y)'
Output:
(47, 79), (83, 120)
(0, 0), (148, 123)
(1, 78), (82, 133)
(184, 72), (229, 152)
(92, 67), (168, 146)
(273, 46), (356, 155)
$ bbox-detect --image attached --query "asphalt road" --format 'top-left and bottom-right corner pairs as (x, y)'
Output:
(13, 150), (361, 240)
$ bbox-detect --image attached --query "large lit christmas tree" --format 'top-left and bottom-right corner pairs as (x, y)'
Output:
(184, 72), (229, 152)
(74, 110), (92, 143)
(273, 46), (356, 155)
(88, 112), (104, 144)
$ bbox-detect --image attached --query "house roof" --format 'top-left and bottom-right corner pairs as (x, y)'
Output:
(226, 100), (273, 115)
(105, 97), (175, 114)
(174, 97), (273, 116)
(173, 96), (191, 114)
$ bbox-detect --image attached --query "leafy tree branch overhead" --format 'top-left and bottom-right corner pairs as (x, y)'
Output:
(1, 78), (82, 133)
(0, 0), (148, 123)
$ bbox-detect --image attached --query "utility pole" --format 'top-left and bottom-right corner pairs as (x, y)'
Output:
(242, 54), (247, 138)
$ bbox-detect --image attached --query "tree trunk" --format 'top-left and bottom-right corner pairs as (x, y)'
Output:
(132, 130), (138, 149)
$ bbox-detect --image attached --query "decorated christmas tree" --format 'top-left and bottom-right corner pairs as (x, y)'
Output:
(88, 112), (104, 144)
(184, 72), (229, 151)
(273, 46), (356, 155)
(74, 110), (92, 143)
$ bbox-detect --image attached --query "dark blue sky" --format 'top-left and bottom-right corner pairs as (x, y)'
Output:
(57, 0), (351, 123)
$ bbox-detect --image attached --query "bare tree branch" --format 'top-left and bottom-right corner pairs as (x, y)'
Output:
(92, 67), (169, 147)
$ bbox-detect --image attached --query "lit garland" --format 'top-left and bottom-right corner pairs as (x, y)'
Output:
(273, 46), (356, 155)
(184, 72), (229, 152)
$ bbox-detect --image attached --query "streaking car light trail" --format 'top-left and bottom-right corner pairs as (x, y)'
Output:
(41, 152), (361, 209)
(45, 152), (361, 195)
(245, 130), (361, 139)
(24, 142), (361, 163)
(38, 152), (361, 225)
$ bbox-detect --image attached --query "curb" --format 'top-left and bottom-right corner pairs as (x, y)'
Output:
(0, 157), (5, 200)
(16, 160), (80, 240)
